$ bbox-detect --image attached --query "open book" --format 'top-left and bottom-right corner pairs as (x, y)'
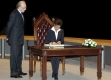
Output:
(44, 44), (64, 49)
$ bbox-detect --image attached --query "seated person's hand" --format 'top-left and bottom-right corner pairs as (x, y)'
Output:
(50, 41), (61, 45)
(51, 42), (57, 45)
(57, 41), (61, 44)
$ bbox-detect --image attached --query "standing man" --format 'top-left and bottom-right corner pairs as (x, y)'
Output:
(6, 1), (27, 78)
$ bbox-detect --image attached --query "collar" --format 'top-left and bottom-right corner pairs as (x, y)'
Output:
(17, 9), (22, 14)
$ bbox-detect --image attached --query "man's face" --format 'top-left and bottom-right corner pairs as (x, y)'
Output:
(19, 3), (26, 13)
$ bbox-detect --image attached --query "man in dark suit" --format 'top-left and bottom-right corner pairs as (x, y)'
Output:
(6, 1), (27, 78)
(45, 18), (64, 80)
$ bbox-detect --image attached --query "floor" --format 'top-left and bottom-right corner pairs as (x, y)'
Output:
(0, 57), (111, 80)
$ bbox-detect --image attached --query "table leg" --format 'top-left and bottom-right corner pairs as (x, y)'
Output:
(29, 52), (33, 80)
(80, 56), (84, 76)
(42, 52), (47, 80)
(97, 51), (102, 80)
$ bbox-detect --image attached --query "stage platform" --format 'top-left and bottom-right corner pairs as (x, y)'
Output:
(0, 57), (111, 80)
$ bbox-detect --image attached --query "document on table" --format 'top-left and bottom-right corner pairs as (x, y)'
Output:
(44, 44), (64, 49)
(44, 44), (73, 47)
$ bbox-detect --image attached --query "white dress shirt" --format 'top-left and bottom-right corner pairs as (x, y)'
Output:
(51, 27), (61, 40)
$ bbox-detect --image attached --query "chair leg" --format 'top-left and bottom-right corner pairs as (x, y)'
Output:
(33, 56), (39, 73)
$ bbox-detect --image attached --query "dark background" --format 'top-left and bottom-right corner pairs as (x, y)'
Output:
(1, 0), (111, 39)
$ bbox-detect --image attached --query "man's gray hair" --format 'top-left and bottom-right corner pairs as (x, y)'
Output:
(16, 1), (25, 8)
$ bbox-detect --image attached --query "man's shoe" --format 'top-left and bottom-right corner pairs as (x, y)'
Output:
(52, 72), (55, 78)
(54, 75), (58, 80)
(19, 72), (27, 75)
(10, 75), (22, 78)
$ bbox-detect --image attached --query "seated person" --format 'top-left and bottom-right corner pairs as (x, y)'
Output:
(45, 18), (64, 80)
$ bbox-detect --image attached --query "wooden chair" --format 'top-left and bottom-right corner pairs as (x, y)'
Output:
(33, 12), (65, 75)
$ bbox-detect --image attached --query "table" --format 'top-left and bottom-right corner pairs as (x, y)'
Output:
(0, 35), (106, 69)
(28, 45), (103, 80)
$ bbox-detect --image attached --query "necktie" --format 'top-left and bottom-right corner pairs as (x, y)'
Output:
(21, 13), (24, 21)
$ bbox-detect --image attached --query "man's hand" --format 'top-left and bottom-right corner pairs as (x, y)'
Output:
(6, 38), (9, 42)
(6, 38), (10, 46)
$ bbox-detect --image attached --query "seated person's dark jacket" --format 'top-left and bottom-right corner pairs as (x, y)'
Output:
(45, 28), (64, 44)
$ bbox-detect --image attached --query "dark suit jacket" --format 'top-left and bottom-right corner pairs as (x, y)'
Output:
(45, 28), (64, 44)
(6, 9), (24, 45)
